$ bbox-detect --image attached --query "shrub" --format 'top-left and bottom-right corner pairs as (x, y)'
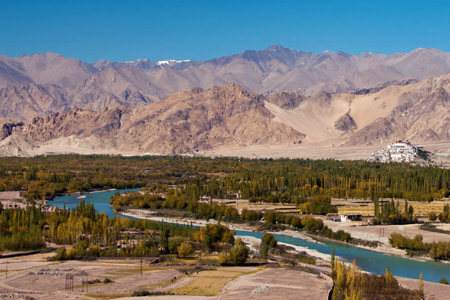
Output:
(65, 247), (77, 260)
(218, 252), (230, 265)
(301, 216), (324, 233)
(440, 278), (449, 285)
(87, 245), (101, 257)
(428, 212), (437, 221)
(132, 290), (174, 296)
(56, 247), (66, 260)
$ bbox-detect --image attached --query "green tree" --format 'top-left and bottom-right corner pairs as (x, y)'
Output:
(260, 244), (269, 260)
(229, 239), (249, 265)
(418, 272), (424, 297)
(264, 212), (276, 224)
(168, 236), (186, 254)
(385, 267), (393, 284)
(204, 225), (211, 252)
(261, 233), (277, 248)
(177, 242), (193, 259)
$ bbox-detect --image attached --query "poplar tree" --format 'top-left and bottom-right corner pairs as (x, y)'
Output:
(330, 246), (335, 271)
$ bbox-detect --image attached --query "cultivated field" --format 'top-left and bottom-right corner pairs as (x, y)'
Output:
(332, 197), (450, 220)
(211, 199), (299, 214)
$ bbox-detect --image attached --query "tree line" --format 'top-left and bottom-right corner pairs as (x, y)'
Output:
(331, 258), (423, 299)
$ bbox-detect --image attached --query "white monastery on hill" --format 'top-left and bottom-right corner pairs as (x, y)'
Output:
(370, 140), (421, 163)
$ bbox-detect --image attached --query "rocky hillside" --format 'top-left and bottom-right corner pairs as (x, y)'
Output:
(0, 84), (304, 156)
(4, 73), (450, 156)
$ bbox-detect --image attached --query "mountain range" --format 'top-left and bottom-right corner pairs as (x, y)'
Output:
(2, 71), (450, 156)
(2, 45), (450, 156)
(3, 45), (450, 122)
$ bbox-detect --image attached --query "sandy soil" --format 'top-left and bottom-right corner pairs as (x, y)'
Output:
(200, 141), (450, 163)
(398, 277), (450, 300)
(323, 218), (450, 247)
(265, 100), (349, 142)
(120, 209), (255, 232)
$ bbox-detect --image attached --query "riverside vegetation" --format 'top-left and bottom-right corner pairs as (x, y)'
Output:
(3, 154), (449, 251)
(389, 204), (450, 261)
(0, 199), (238, 258)
(0, 155), (449, 202)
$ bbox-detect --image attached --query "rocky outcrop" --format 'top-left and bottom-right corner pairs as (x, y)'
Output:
(0, 121), (24, 140)
(266, 92), (305, 109)
(334, 112), (357, 132)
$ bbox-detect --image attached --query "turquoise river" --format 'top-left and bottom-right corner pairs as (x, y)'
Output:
(49, 189), (450, 284)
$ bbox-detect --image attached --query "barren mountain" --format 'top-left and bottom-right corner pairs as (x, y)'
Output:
(0, 52), (96, 88)
(0, 84), (304, 156)
(265, 72), (450, 146)
(3, 46), (450, 122)
(4, 74), (450, 157)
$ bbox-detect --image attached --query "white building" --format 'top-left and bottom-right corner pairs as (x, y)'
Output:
(370, 139), (418, 163)
(341, 214), (362, 222)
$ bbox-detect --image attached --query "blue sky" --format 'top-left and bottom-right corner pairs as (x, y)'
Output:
(1, 0), (449, 62)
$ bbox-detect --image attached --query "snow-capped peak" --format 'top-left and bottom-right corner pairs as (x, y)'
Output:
(124, 58), (150, 63)
(156, 59), (191, 66)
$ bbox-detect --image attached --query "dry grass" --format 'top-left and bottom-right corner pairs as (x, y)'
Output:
(170, 267), (261, 296)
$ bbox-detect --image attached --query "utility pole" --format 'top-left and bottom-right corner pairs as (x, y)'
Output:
(140, 259), (143, 276)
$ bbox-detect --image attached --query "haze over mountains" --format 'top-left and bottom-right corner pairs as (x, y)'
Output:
(2, 45), (450, 156)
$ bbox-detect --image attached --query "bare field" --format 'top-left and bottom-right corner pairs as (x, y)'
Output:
(113, 267), (332, 300)
(0, 253), (332, 300)
(170, 267), (260, 296)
